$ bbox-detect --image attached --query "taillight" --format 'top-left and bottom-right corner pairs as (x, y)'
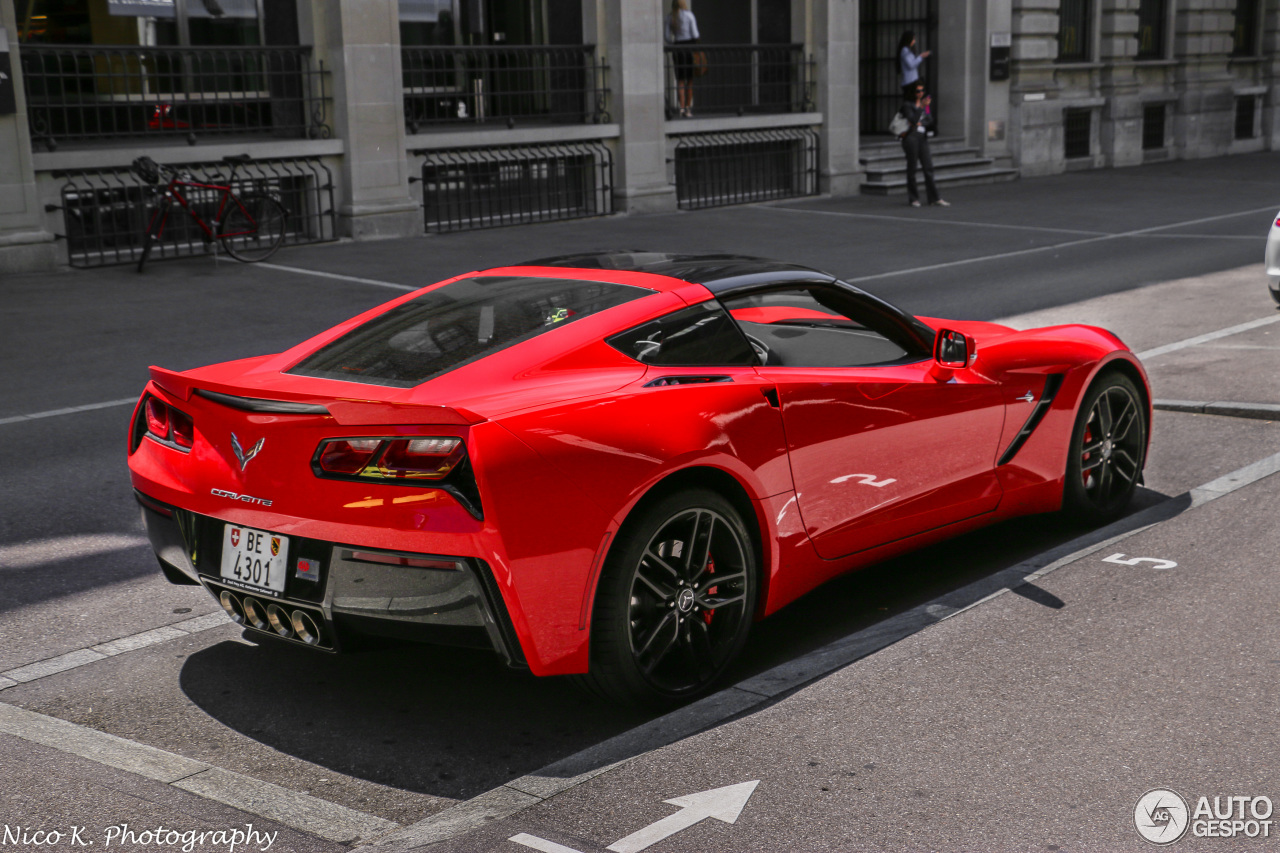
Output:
(145, 398), (169, 437)
(377, 437), (464, 480)
(314, 437), (463, 481)
(318, 439), (381, 475)
(141, 396), (195, 451)
(313, 436), (481, 518)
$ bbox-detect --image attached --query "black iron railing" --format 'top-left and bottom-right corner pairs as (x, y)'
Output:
(672, 128), (819, 210)
(664, 44), (813, 119)
(402, 45), (609, 132)
(53, 157), (336, 268)
(415, 141), (613, 232)
(20, 44), (330, 150)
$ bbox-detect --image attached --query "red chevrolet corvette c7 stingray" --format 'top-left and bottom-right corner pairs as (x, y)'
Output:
(128, 252), (1151, 706)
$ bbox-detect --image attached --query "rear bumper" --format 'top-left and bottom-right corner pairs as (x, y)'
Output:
(136, 490), (526, 667)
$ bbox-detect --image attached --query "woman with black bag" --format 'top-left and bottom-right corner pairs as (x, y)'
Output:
(898, 83), (950, 208)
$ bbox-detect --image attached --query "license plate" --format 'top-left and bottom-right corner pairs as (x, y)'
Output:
(220, 525), (288, 595)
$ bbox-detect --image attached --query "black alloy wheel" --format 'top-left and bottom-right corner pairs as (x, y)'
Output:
(584, 489), (757, 708)
(1063, 372), (1147, 522)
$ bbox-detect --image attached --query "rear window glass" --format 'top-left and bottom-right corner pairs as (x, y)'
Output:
(289, 276), (652, 387)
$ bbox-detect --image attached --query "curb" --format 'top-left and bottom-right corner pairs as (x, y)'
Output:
(1154, 399), (1280, 420)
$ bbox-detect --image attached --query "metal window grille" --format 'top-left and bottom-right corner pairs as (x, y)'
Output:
(1136, 0), (1166, 59)
(662, 44), (813, 119)
(1232, 0), (1260, 56)
(53, 157), (336, 268)
(672, 128), (819, 211)
(1058, 0), (1091, 62)
(1063, 108), (1091, 159)
(1235, 96), (1257, 140)
(402, 45), (609, 132)
(20, 45), (330, 150)
(859, 0), (938, 137)
(416, 141), (614, 233)
(1142, 104), (1166, 150)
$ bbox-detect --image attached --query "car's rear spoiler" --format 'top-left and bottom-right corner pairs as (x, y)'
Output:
(148, 366), (481, 425)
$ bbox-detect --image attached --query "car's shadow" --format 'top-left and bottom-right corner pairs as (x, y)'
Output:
(178, 488), (1167, 800)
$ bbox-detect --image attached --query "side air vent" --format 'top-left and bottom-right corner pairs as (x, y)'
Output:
(644, 375), (734, 387)
(998, 374), (1065, 466)
(196, 389), (330, 415)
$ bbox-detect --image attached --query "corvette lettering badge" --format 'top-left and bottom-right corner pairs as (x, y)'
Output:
(211, 488), (273, 507)
(231, 433), (265, 471)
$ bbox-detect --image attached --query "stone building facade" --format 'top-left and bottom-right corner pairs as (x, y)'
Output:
(0, 0), (1275, 274)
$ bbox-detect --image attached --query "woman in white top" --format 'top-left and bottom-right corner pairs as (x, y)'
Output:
(666, 0), (701, 117)
(898, 30), (931, 100)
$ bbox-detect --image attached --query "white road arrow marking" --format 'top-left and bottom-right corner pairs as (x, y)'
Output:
(605, 781), (760, 853)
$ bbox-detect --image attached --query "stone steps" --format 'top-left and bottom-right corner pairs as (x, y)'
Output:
(859, 137), (1018, 195)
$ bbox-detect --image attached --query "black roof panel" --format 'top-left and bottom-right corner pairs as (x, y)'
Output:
(517, 251), (834, 292)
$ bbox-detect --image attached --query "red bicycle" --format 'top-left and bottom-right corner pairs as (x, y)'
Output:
(131, 154), (287, 272)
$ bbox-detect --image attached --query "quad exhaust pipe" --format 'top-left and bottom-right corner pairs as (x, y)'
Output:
(217, 590), (325, 646)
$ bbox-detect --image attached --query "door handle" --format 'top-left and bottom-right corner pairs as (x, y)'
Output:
(761, 387), (779, 408)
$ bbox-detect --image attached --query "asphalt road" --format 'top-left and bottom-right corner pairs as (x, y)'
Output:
(1, 152), (1277, 852)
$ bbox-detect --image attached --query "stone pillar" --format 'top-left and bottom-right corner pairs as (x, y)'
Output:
(1260, 0), (1280, 147)
(976, 0), (1014, 167)
(605, 0), (675, 213)
(1172, 0), (1236, 158)
(315, 0), (420, 239)
(1100, 0), (1143, 167)
(1009, 0), (1063, 176)
(811, 0), (859, 196)
(0, 2), (59, 274)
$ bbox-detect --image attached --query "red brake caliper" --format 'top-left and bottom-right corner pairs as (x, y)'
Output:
(1081, 424), (1093, 486)
(703, 557), (716, 624)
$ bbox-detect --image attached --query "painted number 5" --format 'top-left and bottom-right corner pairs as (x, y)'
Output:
(1102, 553), (1178, 570)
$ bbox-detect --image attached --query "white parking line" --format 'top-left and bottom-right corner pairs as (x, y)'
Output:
(0, 702), (400, 843)
(359, 445), (1280, 852)
(762, 204), (1108, 236)
(1136, 314), (1280, 360)
(840, 205), (1279, 284)
(258, 262), (418, 291)
(0, 611), (231, 689)
(0, 398), (136, 426)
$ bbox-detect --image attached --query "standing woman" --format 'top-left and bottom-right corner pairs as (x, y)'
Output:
(667, 0), (700, 117)
(899, 82), (949, 208)
(898, 30), (931, 100)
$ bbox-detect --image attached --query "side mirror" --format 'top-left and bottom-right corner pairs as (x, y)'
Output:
(933, 328), (972, 369)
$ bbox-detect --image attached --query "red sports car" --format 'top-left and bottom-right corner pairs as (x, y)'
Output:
(128, 253), (1150, 706)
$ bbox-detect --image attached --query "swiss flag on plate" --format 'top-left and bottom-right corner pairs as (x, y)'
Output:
(230, 528), (240, 547)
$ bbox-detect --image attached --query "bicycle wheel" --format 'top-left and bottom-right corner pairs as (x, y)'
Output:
(137, 199), (170, 273)
(219, 194), (287, 263)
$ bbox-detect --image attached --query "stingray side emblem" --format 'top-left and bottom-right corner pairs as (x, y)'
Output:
(231, 433), (265, 471)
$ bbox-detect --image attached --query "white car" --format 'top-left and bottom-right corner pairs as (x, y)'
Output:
(1266, 210), (1280, 304)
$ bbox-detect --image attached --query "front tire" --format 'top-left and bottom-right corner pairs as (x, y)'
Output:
(1063, 372), (1147, 523)
(220, 194), (286, 262)
(584, 489), (758, 709)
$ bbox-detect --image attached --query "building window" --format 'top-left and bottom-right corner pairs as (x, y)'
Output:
(1136, 0), (1166, 59)
(19, 0), (265, 47)
(1235, 96), (1257, 140)
(1057, 0), (1091, 62)
(1064, 108), (1091, 158)
(1233, 0), (1260, 57)
(1142, 104), (1166, 150)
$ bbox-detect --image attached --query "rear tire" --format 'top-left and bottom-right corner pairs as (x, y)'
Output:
(220, 194), (286, 263)
(1063, 372), (1147, 523)
(582, 488), (758, 709)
